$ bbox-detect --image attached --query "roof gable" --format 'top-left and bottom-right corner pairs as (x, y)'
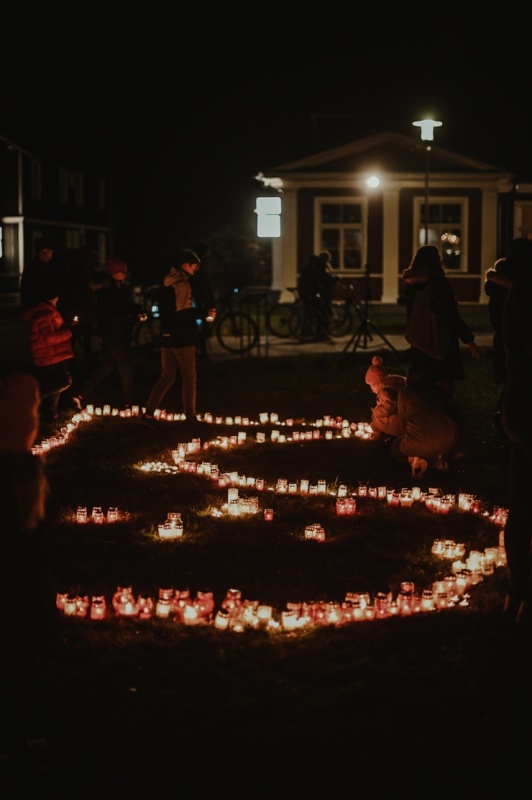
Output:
(267, 131), (507, 176)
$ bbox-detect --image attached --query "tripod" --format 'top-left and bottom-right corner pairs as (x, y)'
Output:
(341, 264), (397, 357)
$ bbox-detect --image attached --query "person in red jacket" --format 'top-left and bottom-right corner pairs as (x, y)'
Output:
(23, 281), (77, 423)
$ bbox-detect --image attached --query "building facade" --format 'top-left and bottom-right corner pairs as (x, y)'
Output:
(257, 131), (532, 305)
(0, 133), (112, 306)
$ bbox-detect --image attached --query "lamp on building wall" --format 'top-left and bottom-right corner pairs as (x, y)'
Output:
(412, 119), (442, 244)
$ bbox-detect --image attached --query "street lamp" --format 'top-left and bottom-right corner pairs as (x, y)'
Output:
(412, 118), (442, 244)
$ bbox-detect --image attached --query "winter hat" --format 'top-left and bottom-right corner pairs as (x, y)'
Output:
(0, 372), (41, 453)
(106, 257), (128, 277)
(365, 356), (387, 391)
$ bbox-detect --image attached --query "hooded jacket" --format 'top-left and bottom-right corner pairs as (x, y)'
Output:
(23, 301), (74, 367)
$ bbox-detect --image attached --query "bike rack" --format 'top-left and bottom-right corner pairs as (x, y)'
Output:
(236, 286), (280, 358)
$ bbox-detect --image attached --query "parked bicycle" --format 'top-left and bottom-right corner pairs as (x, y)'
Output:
(204, 288), (260, 355)
(267, 287), (356, 341)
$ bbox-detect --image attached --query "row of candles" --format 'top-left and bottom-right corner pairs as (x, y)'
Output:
(56, 578), (476, 630)
(32, 407), (376, 456)
(42, 405), (507, 631)
(57, 525), (507, 629)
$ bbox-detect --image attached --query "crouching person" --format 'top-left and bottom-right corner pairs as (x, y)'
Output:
(391, 366), (466, 477)
(364, 356), (406, 438)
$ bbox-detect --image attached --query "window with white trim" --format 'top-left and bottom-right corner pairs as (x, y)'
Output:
(316, 199), (365, 273)
(414, 198), (467, 271)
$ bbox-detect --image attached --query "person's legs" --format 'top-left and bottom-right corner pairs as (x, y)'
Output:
(174, 346), (197, 419)
(76, 351), (115, 404)
(145, 348), (178, 417)
(36, 363), (73, 421)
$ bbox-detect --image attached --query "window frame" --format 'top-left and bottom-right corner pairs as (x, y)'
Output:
(314, 197), (367, 274)
(413, 196), (468, 272)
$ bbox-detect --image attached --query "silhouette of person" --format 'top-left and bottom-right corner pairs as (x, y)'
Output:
(142, 250), (201, 425)
(0, 372), (56, 763)
(19, 236), (68, 312)
(74, 258), (145, 409)
(402, 245), (481, 396)
(500, 237), (532, 627)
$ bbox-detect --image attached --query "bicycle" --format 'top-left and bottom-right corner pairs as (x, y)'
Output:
(205, 288), (259, 355)
(267, 287), (342, 342)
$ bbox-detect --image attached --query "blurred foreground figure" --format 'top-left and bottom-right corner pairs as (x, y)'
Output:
(500, 237), (532, 627)
(0, 372), (56, 768)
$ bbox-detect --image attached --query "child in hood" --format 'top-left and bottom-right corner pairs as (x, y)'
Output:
(364, 356), (406, 438)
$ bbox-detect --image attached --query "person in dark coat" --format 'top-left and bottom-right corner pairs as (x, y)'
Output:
(402, 245), (481, 396)
(19, 236), (68, 312)
(500, 237), (532, 627)
(74, 257), (145, 409)
(63, 246), (102, 366)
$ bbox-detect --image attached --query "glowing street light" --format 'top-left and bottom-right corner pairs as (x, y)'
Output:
(413, 118), (442, 243)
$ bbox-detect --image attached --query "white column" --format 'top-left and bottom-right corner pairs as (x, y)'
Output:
(271, 189), (297, 302)
(381, 189), (400, 303)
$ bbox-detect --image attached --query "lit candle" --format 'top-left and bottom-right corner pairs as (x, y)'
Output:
(90, 595), (106, 620)
(214, 609), (230, 630)
(281, 610), (297, 631)
(138, 595), (154, 619)
(92, 506), (104, 524)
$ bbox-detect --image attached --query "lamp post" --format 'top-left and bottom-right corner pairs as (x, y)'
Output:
(412, 119), (442, 245)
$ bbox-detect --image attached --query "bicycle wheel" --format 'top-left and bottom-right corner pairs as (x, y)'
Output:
(267, 302), (298, 338)
(331, 303), (354, 337)
(216, 311), (259, 354)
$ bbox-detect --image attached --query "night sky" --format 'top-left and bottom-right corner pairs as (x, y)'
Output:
(2, 10), (531, 278)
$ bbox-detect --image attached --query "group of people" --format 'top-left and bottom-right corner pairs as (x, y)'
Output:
(395, 240), (532, 627)
(18, 237), (217, 433)
(365, 244), (479, 478)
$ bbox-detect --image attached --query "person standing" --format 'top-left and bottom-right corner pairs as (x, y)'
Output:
(23, 281), (77, 425)
(402, 245), (481, 396)
(63, 246), (102, 367)
(19, 235), (68, 312)
(74, 257), (146, 410)
(142, 249), (201, 425)
(500, 237), (532, 627)
(297, 251), (336, 338)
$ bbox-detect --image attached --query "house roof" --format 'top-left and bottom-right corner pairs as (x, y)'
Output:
(265, 131), (511, 177)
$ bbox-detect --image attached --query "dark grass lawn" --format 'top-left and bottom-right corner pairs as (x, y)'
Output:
(5, 343), (531, 796)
